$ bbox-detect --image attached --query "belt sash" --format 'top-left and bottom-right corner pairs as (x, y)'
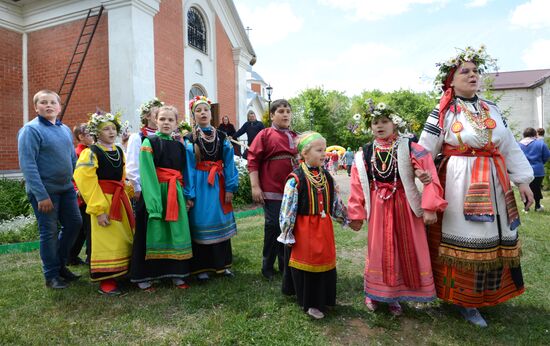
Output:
(156, 167), (183, 222)
(98, 180), (135, 229)
(196, 160), (233, 214)
(442, 144), (520, 230)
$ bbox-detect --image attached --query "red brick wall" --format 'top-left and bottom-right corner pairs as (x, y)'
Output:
(215, 16), (236, 125)
(27, 14), (110, 135)
(0, 28), (23, 171)
(154, 0), (185, 115)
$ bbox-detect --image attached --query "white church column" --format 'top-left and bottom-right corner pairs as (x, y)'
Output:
(102, 0), (160, 129)
(233, 47), (253, 127)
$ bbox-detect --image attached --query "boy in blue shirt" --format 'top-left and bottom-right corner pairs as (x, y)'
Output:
(17, 89), (82, 289)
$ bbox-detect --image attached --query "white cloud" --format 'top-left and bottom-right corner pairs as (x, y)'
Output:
(510, 0), (550, 29)
(259, 42), (433, 98)
(465, 0), (489, 8)
(235, 2), (303, 47)
(317, 0), (448, 21)
(522, 40), (550, 69)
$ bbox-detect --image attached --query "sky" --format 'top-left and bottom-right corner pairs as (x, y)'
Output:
(233, 0), (550, 99)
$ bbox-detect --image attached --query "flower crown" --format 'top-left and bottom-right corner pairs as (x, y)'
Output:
(87, 111), (122, 136)
(434, 45), (498, 92)
(363, 99), (406, 130)
(189, 95), (212, 114)
(177, 120), (192, 135)
(138, 97), (164, 118)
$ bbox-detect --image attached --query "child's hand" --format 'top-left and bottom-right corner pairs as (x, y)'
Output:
(348, 220), (363, 231)
(225, 191), (234, 204)
(251, 186), (264, 205)
(186, 200), (194, 210)
(133, 191), (141, 201)
(38, 198), (54, 213)
(97, 213), (111, 227)
(415, 169), (432, 184)
(423, 211), (437, 225)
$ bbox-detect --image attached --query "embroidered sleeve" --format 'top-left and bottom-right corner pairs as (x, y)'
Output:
(419, 106), (445, 158)
(331, 188), (349, 226)
(277, 178), (298, 245)
(73, 148), (110, 216)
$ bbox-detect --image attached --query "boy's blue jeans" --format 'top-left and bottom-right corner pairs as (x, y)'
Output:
(28, 189), (82, 281)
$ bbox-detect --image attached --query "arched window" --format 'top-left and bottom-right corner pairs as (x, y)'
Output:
(187, 7), (207, 53)
(189, 85), (206, 99)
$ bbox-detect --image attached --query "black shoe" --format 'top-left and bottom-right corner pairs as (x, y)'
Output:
(261, 269), (274, 280)
(68, 257), (86, 266)
(46, 277), (68, 289)
(59, 267), (82, 282)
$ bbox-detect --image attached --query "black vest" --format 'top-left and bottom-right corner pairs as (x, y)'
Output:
(147, 135), (186, 171)
(289, 166), (335, 216)
(184, 130), (227, 161)
(89, 145), (124, 181)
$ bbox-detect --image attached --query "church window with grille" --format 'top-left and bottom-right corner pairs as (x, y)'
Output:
(187, 8), (207, 53)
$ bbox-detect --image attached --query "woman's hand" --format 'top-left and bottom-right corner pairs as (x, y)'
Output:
(186, 199), (194, 211)
(348, 220), (363, 231)
(415, 169), (432, 184)
(225, 191), (234, 204)
(97, 213), (111, 227)
(251, 186), (265, 205)
(423, 211), (437, 225)
(518, 183), (534, 210)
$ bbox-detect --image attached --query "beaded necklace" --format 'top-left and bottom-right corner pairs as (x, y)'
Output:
(195, 126), (219, 157)
(96, 141), (122, 168)
(456, 99), (493, 145)
(370, 139), (398, 200)
(301, 162), (329, 218)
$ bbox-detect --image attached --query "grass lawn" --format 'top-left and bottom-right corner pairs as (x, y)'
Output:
(1, 195), (549, 345)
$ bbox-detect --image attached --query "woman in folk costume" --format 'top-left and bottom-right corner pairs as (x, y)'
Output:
(74, 111), (135, 295)
(278, 132), (347, 319)
(419, 45), (534, 327)
(130, 106), (193, 291)
(184, 96), (239, 280)
(348, 101), (447, 316)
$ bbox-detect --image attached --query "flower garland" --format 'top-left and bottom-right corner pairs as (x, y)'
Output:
(87, 111), (122, 136)
(434, 45), (498, 92)
(353, 99), (407, 134)
(137, 97), (164, 118)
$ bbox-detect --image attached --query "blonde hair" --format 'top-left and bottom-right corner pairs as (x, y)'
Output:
(156, 105), (179, 120)
(33, 89), (61, 106)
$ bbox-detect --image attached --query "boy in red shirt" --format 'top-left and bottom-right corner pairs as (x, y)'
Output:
(247, 99), (297, 279)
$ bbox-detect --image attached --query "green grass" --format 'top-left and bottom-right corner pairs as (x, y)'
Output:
(1, 194), (549, 345)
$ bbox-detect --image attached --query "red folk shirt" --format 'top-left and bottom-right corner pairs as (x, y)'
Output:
(247, 127), (298, 201)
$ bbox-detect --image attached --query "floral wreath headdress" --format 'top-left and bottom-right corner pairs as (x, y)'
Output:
(434, 45), (498, 128)
(189, 95), (212, 116)
(434, 45), (497, 93)
(87, 110), (122, 137)
(138, 97), (164, 119)
(361, 99), (407, 132)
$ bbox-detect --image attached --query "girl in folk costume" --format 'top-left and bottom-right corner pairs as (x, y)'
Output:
(130, 106), (193, 291)
(74, 111), (135, 295)
(419, 46), (534, 327)
(126, 97), (164, 202)
(184, 96), (239, 280)
(348, 101), (447, 316)
(278, 132), (347, 320)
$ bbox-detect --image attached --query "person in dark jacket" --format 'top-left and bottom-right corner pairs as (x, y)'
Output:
(218, 115), (240, 156)
(234, 110), (265, 159)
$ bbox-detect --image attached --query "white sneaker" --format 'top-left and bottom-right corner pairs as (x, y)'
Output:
(307, 308), (325, 319)
(535, 205), (544, 212)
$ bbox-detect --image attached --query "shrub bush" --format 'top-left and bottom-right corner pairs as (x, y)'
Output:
(0, 216), (38, 244)
(233, 156), (253, 208)
(0, 178), (32, 221)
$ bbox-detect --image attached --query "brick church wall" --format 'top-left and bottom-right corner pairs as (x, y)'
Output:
(215, 16), (237, 125)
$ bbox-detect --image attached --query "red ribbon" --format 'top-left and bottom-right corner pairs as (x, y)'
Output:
(98, 180), (135, 229)
(156, 167), (183, 222)
(196, 160), (233, 214)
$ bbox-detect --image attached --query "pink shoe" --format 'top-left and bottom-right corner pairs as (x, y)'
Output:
(364, 297), (378, 311)
(389, 302), (403, 316)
